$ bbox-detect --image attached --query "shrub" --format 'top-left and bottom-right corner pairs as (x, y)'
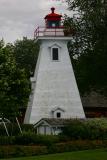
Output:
(61, 119), (88, 139)
(14, 132), (59, 145)
(21, 124), (35, 132)
(0, 136), (14, 145)
(48, 140), (107, 153)
(0, 140), (107, 158)
(61, 118), (107, 140)
(14, 132), (37, 145)
(0, 133), (59, 146)
(1, 118), (107, 147)
(0, 123), (34, 136)
(36, 135), (60, 146)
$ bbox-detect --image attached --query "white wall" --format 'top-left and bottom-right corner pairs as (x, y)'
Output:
(24, 38), (85, 124)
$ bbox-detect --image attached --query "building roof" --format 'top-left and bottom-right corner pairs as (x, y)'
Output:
(82, 91), (107, 108)
(43, 118), (72, 125)
(34, 118), (84, 128)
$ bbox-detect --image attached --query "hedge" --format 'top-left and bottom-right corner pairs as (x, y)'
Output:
(1, 140), (107, 158)
(1, 118), (107, 146)
(51, 140), (107, 153)
(0, 145), (48, 158)
(61, 118), (107, 140)
(14, 133), (59, 145)
(0, 134), (60, 146)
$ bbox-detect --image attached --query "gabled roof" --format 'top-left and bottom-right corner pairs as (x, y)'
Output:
(48, 43), (61, 48)
(34, 118), (76, 128)
(51, 107), (65, 113)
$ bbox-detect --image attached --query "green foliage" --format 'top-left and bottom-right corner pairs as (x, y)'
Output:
(14, 132), (37, 145)
(0, 128), (59, 145)
(85, 118), (107, 129)
(1, 119), (107, 147)
(0, 145), (48, 158)
(1, 149), (107, 160)
(0, 37), (40, 119)
(65, 0), (107, 95)
(61, 120), (87, 139)
(1, 119), (107, 158)
(0, 141), (107, 158)
(0, 39), (31, 119)
(14, 37), (39, 76)
(0, 123), (19, 136)
(0, 136), (14, 145)
(0, 123), (34, 136)
(36, 135), (59, 146)
(21, 124), (35, 132)
(1, 119), (107, 146)
(14, 132), (59, 145)
(61, 119), (107, 140)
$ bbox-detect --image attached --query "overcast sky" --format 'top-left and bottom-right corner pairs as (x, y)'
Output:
(0, 0), (71, 43)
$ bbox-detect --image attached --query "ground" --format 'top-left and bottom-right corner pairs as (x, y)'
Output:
(2, 149), (107, 160)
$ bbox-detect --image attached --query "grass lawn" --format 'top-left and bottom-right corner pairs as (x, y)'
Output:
(2, 149), (107, 160)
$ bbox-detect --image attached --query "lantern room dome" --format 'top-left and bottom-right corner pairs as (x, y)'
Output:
(44, 7), (62, 28)
(45, 7), (62, 21)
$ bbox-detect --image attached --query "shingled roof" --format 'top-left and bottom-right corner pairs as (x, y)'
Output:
(43, 118), (72, 125)
(34, 118), (84, 127)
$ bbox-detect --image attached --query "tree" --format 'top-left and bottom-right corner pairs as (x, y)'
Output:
(14, 37), (39, 77)
(65, 0), (107, 95)
(0, 40), (30, 119)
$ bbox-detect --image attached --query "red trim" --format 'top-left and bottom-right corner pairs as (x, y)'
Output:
(45, 13), (62, 19)
(45, 17), (61, 21)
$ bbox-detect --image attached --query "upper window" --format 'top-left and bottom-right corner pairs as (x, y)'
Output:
(52, 48), (59, 61)
(52, 23), (56, 27)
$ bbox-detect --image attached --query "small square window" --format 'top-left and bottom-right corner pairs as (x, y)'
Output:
(52, 48), (59, 61)
(52, 23), (56, 27)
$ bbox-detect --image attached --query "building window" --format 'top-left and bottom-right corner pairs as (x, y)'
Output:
(52, 48), (59, 61)
(57, 112), (61, 118)
(52, 23), (56, 27)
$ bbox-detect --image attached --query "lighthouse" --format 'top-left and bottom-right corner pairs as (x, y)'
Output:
(24, 8), (85, 124)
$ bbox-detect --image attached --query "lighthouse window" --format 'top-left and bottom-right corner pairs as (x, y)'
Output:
(57, 112), (61, 118)
(52, 23), (56, 27)
(52, 48), (59, 61)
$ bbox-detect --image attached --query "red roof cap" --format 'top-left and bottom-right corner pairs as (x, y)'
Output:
(45, 7), (62, 20)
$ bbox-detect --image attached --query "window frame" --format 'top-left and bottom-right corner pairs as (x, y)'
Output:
(56, 112), (61, 118)
(51, 47), (59, 61)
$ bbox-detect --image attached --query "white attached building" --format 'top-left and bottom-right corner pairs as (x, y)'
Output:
(34, 118), (73, 135)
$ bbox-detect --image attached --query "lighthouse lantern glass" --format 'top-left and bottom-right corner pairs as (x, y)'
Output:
(45, 8), (62, 28)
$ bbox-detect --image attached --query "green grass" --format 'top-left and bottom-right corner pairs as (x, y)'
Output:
(1, 149), (107, 160)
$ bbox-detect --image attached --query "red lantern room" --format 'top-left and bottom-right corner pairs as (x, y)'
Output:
(44, 7), (62, 28)
(34, 7), (65, 38)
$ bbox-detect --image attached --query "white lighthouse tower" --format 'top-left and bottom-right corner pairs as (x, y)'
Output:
(24, 7), (85, 124)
